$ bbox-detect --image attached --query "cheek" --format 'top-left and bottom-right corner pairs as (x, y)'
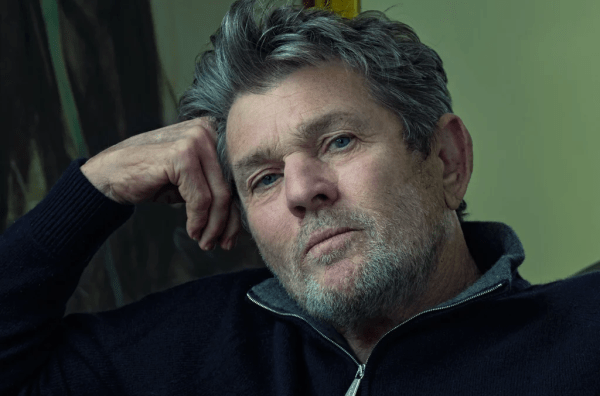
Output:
(338, 155), (404, 209)
(247, 201), (294, 254)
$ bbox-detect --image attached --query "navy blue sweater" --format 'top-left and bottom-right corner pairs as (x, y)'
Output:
(1, 157), (599, 395)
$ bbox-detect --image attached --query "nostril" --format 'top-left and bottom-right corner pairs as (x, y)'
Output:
(314, 193), (328, 202)
(294, 206), (306, 216)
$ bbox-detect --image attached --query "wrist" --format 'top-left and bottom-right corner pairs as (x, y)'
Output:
(80, 161), (115, 203)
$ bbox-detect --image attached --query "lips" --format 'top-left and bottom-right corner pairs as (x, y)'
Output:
(303, 227), (357, 257)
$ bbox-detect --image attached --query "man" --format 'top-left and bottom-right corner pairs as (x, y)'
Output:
(1, 0), (598, 395)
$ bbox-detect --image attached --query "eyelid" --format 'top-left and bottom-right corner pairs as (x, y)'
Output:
(249, 170), (281, 192)
(324, 133), (355, 152)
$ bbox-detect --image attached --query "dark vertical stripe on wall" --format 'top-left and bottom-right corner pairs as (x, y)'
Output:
(57, 0), (163, 155)
(0, 0), (71, 232)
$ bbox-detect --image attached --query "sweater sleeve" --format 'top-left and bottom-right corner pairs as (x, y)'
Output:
(0, 157), (135, 395)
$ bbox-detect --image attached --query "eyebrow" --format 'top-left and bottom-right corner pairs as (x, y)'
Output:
(232, 110), (366, 187)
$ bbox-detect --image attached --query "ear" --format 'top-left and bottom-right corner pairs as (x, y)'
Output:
(434, 113), (473, 211)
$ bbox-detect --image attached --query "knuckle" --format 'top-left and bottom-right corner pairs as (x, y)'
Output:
(184, 121), (204, 135)
(189, 124), (205, 138)
(197, 116), (216, 132)
(172, 140), (194, 161)
(189, 122), (214, 144)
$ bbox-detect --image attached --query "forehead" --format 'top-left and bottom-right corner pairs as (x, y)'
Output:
(225, 63), (374, 169)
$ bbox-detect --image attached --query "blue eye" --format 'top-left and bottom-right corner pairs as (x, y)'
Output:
(332, 136), (352, 149)
(259, 174), (281, 187)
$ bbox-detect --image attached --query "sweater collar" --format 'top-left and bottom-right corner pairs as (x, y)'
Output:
(247, 221), (529, 343)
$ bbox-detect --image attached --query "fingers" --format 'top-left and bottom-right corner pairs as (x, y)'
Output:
(218, 203), (242, 250)
(180, 156), (212, 243)
(176, 121), (238, 251)
(192, 134), (232, 251)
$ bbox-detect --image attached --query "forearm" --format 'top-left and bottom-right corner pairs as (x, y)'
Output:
(0, 158), (134, 394)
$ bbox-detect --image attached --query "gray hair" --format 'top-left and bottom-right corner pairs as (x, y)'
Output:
(178, 0), (469, 228)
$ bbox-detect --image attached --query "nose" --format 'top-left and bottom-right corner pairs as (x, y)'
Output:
(285, 154), (339, 219)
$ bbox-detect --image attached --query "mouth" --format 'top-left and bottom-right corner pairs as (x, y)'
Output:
(303, 227), (358, 258)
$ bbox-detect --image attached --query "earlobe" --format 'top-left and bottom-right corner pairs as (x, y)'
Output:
(436, 114), (473, 210)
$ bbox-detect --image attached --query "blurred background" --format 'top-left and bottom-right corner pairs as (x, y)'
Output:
(1, 0), (598, 315)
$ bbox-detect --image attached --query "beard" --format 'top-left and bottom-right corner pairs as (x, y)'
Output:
(251, 183), (450, 331)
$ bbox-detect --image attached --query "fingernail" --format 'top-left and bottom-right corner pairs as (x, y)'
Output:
(226, 240), (233, 251)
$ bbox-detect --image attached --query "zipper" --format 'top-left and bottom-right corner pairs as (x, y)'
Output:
(344, 364), (365, 396)
(247, 281), (505, 394)
(363, 282), (506, 366)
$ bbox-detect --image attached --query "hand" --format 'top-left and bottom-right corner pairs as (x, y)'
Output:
(80, 118), (240, 251)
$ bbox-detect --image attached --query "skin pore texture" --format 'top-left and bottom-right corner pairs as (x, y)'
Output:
(226, 61), (482, 364)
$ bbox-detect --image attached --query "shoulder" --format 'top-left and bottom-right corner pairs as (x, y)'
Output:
(530, 270), (600, 298)
(515, 271), (600, 319)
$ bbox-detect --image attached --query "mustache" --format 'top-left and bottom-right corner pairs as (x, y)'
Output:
(293, 207), (375, 259)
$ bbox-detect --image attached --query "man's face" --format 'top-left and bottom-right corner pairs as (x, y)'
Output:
(227, 62), (451, 329)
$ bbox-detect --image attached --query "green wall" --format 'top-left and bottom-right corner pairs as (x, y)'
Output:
(150, 0), (236, 123)
(151, 0), (600, 284)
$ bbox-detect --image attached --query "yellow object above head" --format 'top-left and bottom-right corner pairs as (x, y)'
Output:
(303, 0), (361, 19)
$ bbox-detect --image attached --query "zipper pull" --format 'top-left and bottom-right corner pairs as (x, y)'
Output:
(344, 364), (365, 396)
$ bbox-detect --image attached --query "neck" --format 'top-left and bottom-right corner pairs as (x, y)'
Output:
(338, 221), (482, 364)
